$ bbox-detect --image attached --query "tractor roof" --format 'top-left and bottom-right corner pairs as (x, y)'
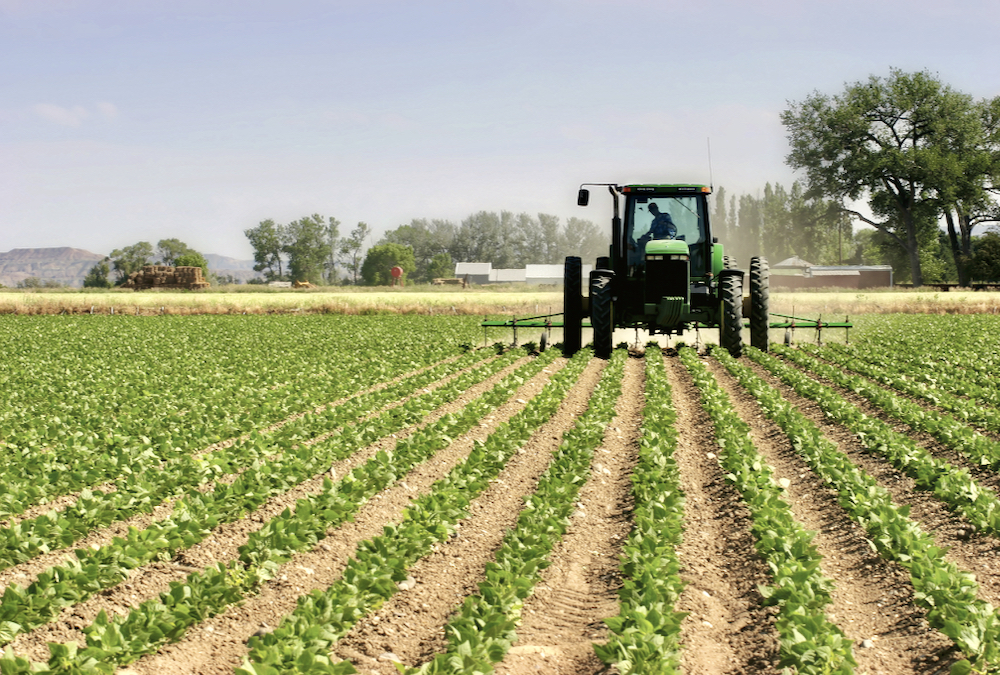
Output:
(621, 184), (711, 195)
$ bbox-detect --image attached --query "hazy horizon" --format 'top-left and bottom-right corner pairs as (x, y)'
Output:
(4, 0), (999, 259)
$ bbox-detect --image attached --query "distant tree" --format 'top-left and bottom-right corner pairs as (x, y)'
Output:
(969, 231), (1000, 281)
(174, 251), (211, 282)
(16, 277), (65, 289)
(712, 187), (731, 242)
(561, 217), (607, 263)
(156, 238), (195, 266)
(244, 219), (287, 281)
(382, 218), (456, 282)
(427, 252), (454, 280)
(83, 258), (112, 288)
(283, 214), (331, 284)
(361, 243), (416, 285)
(340, 222), (372, 284)
(324, 216), (341, 284)
(109, 242), (154, 284)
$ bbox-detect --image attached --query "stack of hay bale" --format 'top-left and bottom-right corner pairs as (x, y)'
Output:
(122, 265), (210, 290)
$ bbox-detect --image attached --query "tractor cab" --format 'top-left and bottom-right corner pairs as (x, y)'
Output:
(624, 188), (710, 279)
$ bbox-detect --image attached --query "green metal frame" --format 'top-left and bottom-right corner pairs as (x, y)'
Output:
(481, 311), (852, 345)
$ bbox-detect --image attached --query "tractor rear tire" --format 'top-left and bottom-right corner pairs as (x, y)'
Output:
(721, 273), (744, 358)
(563, 256), (583, 355)
(750, 256), (770, 352)
(590, 273), (614, 359)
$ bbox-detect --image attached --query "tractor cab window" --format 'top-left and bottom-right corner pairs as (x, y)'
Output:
(626, 196), (707, 270)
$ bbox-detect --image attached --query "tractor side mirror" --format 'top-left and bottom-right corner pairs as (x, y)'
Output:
(577, 189), (590, 206)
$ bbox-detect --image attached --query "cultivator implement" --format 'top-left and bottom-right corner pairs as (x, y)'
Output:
(481, 312), (852, 349)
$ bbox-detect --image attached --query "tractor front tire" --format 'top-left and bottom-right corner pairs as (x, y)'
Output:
(721, 273), (744, 358)
(563, 256), (583, 355)
(590, 273), (614, 359)
(750, 256), (770, 352)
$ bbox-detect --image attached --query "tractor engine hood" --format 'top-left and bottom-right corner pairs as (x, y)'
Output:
(644, 240), (690, 257)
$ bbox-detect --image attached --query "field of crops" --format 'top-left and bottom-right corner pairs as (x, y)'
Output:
(4, 313), (1000, 674)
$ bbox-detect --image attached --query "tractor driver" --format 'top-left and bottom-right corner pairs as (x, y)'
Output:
(629, 202), (678, 267)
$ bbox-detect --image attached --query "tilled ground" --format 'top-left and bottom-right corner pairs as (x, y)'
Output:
(7, 346), (1000, 674)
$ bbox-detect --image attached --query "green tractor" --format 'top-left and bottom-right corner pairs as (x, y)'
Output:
(567, 182), (770, 359)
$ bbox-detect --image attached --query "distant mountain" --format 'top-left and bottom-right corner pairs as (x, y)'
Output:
(203, 253), (262, 283)
(0, 247), (261, 288)
(0, 247), (104, 288)
(204, 253), (258, 272)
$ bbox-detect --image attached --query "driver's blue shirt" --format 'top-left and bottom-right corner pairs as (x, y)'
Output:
(641, 213), (676, 243)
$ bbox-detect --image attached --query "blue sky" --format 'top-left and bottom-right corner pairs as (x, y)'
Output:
(3, 0), (999, 259)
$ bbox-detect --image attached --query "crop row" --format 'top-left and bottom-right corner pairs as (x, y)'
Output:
(765, 345), (1000, 536)
(0, 345), (534, 652)
(594, 347), (686, 674)
(681, 347), (855, 674)
(731, 346), (1000, 672)
(0, 347), (494, 573)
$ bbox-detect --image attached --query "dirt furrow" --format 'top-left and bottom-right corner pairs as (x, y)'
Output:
(663, 352), (781, 675)
(744, 356), (1000, 650)
(706, 355), (955, 674)
(7, 354), (540, 664)
(492, 353), (642, 675)
(113, 355), (569, 675)
(331, 357), (608, 674)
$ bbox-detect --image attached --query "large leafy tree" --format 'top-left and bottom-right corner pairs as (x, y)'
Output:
(340, 222), (372, 284)
(941, 97), (1000, 285)
(83, 258), (112, 288)
(244, 219), (286, 281)
(782, 69), (986, 286)
(361, 242), (416, 285)
(283, 214), (331, 284)
(969, 231), (1000, 282)
(109, 242), (154, 284)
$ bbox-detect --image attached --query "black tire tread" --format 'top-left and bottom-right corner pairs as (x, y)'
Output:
(591, 274), (613, 359)
(750, 256), (770, 352)
(721, 273), (743, 358)
(563, 257), (583, 355)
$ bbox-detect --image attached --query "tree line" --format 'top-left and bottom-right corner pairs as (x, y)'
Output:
(243, 211), (608, 285)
